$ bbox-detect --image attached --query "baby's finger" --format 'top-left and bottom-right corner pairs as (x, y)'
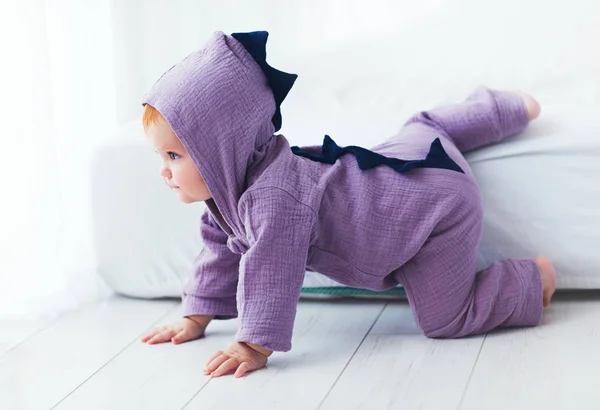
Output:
(205, 353), (229, 375)
(144, 325), (171, 341)
(147, 329), (175, 344)
(142, 325), (170, 342)
(211, 358), (238, 378)
(171, 328), (189, 344)
(234, 362), (251, 378)
(204, 350), (223, 372)
(141, 330), (158, 342)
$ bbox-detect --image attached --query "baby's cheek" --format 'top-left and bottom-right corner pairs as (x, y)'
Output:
(177, 164), (194, 185)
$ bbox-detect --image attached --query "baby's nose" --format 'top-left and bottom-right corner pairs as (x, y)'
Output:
(160, 166), (172, 179)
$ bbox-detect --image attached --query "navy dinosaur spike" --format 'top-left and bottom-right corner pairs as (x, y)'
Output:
(231, 31), (298, 132)
(291, 136), (464, 174)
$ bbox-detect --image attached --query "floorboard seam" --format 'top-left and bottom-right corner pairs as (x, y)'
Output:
(456, 334), (487, 410)
(315, 302), (388, 410)
(49, 301), (179, 409)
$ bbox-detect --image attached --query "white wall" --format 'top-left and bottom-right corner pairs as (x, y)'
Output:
(111, 0), (600, 148)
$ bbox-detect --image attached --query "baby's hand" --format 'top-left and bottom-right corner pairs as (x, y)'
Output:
(141, 315), (213, 345)
(204, 342), (272, 378)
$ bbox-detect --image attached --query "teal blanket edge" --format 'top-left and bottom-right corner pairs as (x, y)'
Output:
(300, 286), (406, 297)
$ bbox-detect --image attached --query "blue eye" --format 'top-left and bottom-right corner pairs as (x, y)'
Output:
(168, 152), (181, 161)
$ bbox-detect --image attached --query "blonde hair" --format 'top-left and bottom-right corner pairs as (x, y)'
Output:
(142, 104), (163, 128)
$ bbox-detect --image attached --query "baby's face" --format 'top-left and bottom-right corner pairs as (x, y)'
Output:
(145, 118), (211, 203)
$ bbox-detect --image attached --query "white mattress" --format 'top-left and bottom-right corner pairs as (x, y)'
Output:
(93, 0), (600, 296)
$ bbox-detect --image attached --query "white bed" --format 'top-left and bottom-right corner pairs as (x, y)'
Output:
(92, 0), (600, 297)
(92, 106), (600, 299)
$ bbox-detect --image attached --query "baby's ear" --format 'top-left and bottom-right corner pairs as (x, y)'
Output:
(231, 31), (298, 132)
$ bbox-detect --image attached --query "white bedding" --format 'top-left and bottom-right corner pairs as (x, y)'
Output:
(302, 106), (600, 290)
(93, 106), (600, 297)
(93, 0), (600, 296)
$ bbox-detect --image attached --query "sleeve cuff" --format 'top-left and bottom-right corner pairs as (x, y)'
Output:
(235, 327), (292, 352)
(492, 89), (531, 137)
(511, 259), (543, 327)
(182, 294), (238, 320)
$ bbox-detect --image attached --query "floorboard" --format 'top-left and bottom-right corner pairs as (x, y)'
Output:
(0, 297), (176, 410)
(5, 293), (600, 410)
(460, 294), (600, 410)
(319, 302), (484, 410)
(182, 300), (386, 410)
(0, 317), (51, 359)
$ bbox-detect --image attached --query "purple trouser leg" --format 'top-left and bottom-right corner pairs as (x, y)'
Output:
(396, 181), (543, 338)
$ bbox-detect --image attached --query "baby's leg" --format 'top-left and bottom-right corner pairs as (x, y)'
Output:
(396, 184), (555, 338)
(405, 87), (540, 154)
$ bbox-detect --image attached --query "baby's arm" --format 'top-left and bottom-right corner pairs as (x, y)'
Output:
(142, 208), (241, 345)
(235, 189), (313, 351)
(406, 87), (540, 153)
(182, 209), (241, 319)
(204, 188), (314, 377)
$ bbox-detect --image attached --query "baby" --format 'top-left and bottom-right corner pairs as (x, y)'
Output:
(141, 31), (556, 378)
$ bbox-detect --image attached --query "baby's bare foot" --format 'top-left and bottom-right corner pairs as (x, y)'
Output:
(511, 90), (541, 120)
(535, 256), (556, 307)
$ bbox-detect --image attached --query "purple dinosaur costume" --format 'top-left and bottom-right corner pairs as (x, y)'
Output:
(142, 31), (542, 352)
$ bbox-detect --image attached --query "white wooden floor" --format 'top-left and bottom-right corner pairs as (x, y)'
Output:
(2, 292), (600, 410)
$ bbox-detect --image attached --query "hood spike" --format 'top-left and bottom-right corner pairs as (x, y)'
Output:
(232, 31), (297, 132)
